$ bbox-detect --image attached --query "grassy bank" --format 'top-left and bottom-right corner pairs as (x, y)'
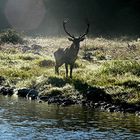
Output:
(0, 31), (140, 105)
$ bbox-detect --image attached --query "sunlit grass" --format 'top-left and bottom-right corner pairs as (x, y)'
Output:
(1, 36), (140, 104)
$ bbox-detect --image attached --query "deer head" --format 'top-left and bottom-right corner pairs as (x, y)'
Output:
(63, 19), (89, 46)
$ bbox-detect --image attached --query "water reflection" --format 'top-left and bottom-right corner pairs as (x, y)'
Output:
(0, 95), (140, 140)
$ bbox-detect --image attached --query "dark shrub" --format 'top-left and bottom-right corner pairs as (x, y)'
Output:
(0, 29), (24, 44)
(38, 59), (55, 67)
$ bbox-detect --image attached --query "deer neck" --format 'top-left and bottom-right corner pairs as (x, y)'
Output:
(71, 43), (80, 52)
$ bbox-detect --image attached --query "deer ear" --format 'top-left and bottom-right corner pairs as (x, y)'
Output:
(80, 37), (85, 41)
(68, 38), (74, 41)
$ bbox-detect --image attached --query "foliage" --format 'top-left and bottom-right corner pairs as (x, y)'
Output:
(19, 55), (36, 61)
(100, 60), (140, 76)
(38, 59), (55, 67)
(0, 29), (24, 44)
(0, 36), (140, 104)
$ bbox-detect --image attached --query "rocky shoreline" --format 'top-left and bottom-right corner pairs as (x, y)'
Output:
(0, 85), (140, 116)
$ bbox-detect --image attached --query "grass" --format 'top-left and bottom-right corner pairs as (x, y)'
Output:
(100, 60), (140, 76)
(0, 32), (140, 104)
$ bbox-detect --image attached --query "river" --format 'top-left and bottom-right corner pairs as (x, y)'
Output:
(0, 95), (140, 140)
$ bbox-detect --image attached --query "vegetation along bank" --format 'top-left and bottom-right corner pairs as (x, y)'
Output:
(0, 29), (140, 115)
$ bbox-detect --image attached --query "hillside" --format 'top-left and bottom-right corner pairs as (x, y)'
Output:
(0, 31), (140, 108)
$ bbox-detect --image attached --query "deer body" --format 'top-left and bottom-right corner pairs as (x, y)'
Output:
(54, 42), (80, 78)
(54, 20), (89, 78)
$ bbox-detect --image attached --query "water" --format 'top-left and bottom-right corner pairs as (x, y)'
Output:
(0, 95), (140, 140)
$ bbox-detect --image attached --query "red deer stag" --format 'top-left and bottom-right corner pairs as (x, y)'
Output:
(54, 20), (89, 78)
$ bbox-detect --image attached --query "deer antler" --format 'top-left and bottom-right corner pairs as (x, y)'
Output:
(80, 20), (90, 38)
(63, 20), (75, 38)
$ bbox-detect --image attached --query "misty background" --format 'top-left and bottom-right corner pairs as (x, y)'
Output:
(0, 0), (140, 37)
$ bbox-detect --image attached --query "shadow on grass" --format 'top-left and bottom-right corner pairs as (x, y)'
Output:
(47, 77), (112, 103)
(48, 77), (109, 101)
(48, 76), (92, 93)
(72, 79), (112, 103)
(72, 79), (89, 93)
(47, 76), (67, 87)
(118, 80), (140, 89)
(43, 77), (140, 108)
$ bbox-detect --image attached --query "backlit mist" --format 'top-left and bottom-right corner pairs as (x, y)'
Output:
(0, 0), (140, 36)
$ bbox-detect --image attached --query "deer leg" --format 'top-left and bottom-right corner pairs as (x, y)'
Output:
(70, 64), (74, 78)
(55, 65), (59, 75)
(65, 63), (68, 78)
